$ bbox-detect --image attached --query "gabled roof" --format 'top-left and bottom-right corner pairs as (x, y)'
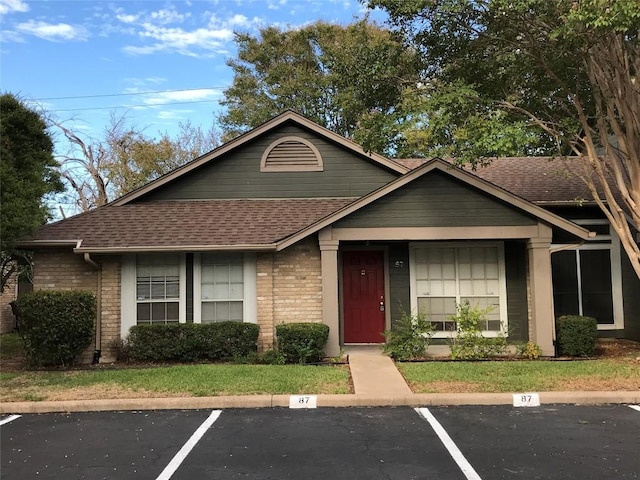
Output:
(22, 199), (355, 253)
(275, 158), (591, 249)
(112, 110), (409, 206)
(396, 157), (611, 205)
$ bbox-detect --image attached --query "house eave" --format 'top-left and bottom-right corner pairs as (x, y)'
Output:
(18, 240), (83, 249)
(73, 244), (278, 254)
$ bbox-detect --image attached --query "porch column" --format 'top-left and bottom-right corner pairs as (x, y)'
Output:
(527, 232), (555, 356)
(319, 233), (340, 357)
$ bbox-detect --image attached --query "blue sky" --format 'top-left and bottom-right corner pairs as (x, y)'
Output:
(0, 0), (387, 140)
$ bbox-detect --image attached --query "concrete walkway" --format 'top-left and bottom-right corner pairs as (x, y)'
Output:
(344, 345), (412, 395)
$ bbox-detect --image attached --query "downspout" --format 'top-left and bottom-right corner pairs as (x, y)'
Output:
(84, 253), (102, 364)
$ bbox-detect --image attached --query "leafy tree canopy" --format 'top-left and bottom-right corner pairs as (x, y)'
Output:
(367, 0), (640, 277)
(0, 93), (63, 291)
(219, 19), (420, 149)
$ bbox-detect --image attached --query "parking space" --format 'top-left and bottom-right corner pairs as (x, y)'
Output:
(427, 405), (640, 479)
(1, 406), (638, 479)
(0, 410), (214, 479)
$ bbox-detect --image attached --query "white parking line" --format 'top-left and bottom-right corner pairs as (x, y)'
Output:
(416, 408), (482, 480)
(0, 414), (21, 426)
(156, 410), (222, 480)
(629, 405), (640, 413)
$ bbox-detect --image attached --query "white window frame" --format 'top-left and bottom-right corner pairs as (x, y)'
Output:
(193, 253), (257, 324)
(409, 241), (508, 338)
(120, 253), (187, 336)
(551, 219), (624, 330)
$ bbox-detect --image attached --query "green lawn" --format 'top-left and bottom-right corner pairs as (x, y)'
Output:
(398, 359), (640, 393)
(0, 364), (351, 402)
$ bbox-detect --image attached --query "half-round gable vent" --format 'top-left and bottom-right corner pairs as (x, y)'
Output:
(261, 136), (323, 172)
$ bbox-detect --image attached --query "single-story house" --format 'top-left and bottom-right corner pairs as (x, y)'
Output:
(20, 111), (640, 362)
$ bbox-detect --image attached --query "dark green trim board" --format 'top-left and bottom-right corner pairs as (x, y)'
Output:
(504, 241), (529, 342)
(335, 171), (538, 228)
(137, 124), (399, 201)
(621, 248), (640, 341)
(388, 242), (411, 325)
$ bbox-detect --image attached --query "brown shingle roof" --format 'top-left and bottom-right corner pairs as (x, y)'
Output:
(26, 199), (354, 251)
(396, 157), (607, 204)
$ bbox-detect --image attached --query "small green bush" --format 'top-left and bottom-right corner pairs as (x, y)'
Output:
(127, 322), (259, 362)
(17, 290), (95, 367)
(556, 315), (598, 356)
(383, 311), (434, 360)
(275, 323), (329, 364)
(449, 302), (508, 360)
(516, 341), (543, 359)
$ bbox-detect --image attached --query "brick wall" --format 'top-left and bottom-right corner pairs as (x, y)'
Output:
(32, 248), (98, 363)
(0, 271), (17, 333)
(97, 255), (121, 362)
(31, 249), (123, 364)
(256, 236), (323, 350)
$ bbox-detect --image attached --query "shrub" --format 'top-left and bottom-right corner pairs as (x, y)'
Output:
(383, 311), (434, 360)
(556, 315), (598, 357)
(448, 302), (508, 360)
(516, 341), (543, 359)
(256, 349), (287, 365)
(17, 290), (95, 367)
(127, 322), (259, 362)
(275, 323), (329, 364)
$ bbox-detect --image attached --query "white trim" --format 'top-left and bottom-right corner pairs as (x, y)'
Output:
(193, 252), (257, 324)
(120, 254), (136, 337)
(409, 241), (508, 338)
(244, 253), (257, 324)
(260, 136), (323, 172)
(121, 253), (186, 337)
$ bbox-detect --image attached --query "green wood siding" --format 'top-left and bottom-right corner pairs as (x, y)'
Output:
(621, 248), (640, 341)
(138, 124), (398, 201)
(504, 241), (528, 342)
(388, 243), (410, 325)
(334, 171), (537, 228)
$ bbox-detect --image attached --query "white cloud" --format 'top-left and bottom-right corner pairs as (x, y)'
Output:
(149, 7), (189, 25)
(0, 0), (28, 15)
(124, 24), (232, 57)
(157, 109), (195, 120)
(266, 0), (287, 10)
(16, 20), (89, 42)
(140, 88), (221, 105)
(116, 13), (139, 24)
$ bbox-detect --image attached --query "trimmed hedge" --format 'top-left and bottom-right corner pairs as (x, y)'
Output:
(127, 322), (259, 362)
(17, 290), (95, 367)
(275, 322), (329, 364)
(556, 315), (598, 357)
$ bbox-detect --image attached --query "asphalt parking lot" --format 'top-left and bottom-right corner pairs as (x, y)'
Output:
(1, 405), (639, 479)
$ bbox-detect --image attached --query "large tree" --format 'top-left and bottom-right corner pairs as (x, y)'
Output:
(0, 93), (63, 291)
(53, 115), (219, 214)
(219, 19), (420, 147)
(367, 0), (640, 278)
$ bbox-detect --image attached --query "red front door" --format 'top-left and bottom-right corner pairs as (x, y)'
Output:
(343, 250), (385, 343)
